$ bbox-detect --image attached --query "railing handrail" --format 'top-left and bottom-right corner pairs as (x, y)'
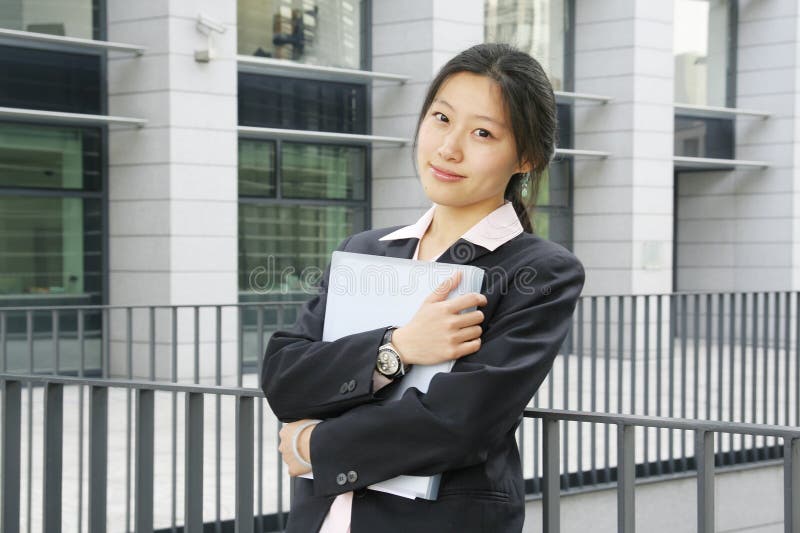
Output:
(526, 408), (800, 440)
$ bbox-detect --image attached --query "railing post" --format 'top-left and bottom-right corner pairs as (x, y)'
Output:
(543, 418), (560, 533)
(786, 437), (800, 533)
(617, 424), (635, 533)
(185, 392), (204, 532)
(43, 382), (63, 533)
(696, 430), (715, 533)
(236, 396), (254, 533)
(89, 385), (108, 533)
(1, 380), (21, 533)
(135, 389), (154, 533)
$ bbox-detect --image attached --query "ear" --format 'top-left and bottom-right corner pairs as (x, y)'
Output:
(515, 159), (534, 174)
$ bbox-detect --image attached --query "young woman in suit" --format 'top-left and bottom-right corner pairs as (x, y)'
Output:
(261, 42), (585, 532)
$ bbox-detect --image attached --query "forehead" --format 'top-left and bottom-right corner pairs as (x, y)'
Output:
(433, 71), (508, 120)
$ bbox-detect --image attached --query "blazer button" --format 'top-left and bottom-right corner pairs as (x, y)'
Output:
(347, 379), (357, 392)
(336, 473), (347, 486)
(347, 470), (358, 483)
(339, 382), (349, 394)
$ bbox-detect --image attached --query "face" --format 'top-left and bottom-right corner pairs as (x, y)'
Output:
(416, 71), (530, 210)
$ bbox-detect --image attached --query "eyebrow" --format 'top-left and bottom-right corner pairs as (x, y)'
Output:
(433, 98), (507, 129)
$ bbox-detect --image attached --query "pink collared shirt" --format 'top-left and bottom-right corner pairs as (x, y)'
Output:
(317, 201), (523, 533)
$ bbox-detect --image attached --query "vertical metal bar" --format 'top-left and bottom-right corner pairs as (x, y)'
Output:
(669, 294), (676, 473)
(194, 306), (200, 384)
(185, 392), (204, 533)
(796, 293), (800, 429)
(89, 385), (108, 533)
(775, 292), (781, 457)
(617, 295), (624, 415)
(135, 389), (155, 533)
(784, 293), (791, 429)
(605, 296), (611, 481)
(257, 307), (265, 532)
(148, 307), (155, 381)
(126, 307), (133, 531)
(43, 383), (63, 533)
(563, 324), (570, 489)
(705, 294), (712, 421)
(236, 396), (254, 533)
(215, 306), (222, 531)
(741, 293), (748, 460)
(643, 296), (650, 475)
(631, 296), (637, 416)
(590, 296), (598, 484)
(238, 307), (244, 388)
(680, 294), (688, 471)
(78, 309), (86, 533)
(171, 307), (178, 533)
(577, 298), (584, 487)
(617, 424), (635, 533)
(102, 307), (110, 379)
(26, 310), (33, 533)
(52, 310), (59, 375)
(696, 431), (715, 533)
(693, 295), (700, 423)
(728, 293), (735, 463)
(785, 437), (800, 533)
(764, 293), (770, 455)
(656, 295), (663, 476)
(752, 293), (759, 457)
(717, 294), (723, 424)
(1, 380), (21, 533)
(542, 418), (560, 533)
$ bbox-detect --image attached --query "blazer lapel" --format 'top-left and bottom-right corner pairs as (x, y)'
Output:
(382, 237), (492, 264)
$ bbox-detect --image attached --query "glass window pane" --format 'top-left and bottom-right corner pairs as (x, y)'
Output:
(674, 115), (733, 159)
(536, 159), (570, 208)
(0, 122), (101, 190)
(485, 0), (567, 90)
(239, 139), (277, 197)
(674, 0), (731, 107)
(239, 73), (367, 133)
(281, 143), (365, 200)
(0, 196), (102, 304)
(0, 0), (98, 40)
(237, 0), (362, 69)
(0, 45), (102, 114)
(238, 203), (365, 298)
(532, 207), (571, 250)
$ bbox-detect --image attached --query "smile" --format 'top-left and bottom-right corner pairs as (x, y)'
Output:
(429, 164), (466, 182)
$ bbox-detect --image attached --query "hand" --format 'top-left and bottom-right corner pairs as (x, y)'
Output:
(278, 419), (318, 477)
(392, 271), (488, 366)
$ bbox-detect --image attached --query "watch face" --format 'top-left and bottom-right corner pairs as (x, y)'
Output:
(378, 349), (400, 375)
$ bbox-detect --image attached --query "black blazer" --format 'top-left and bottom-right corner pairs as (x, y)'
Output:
(261, 226), (585, 533)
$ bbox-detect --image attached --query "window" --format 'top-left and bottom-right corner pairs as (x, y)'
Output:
(237, 0), (363, 69)
(0, 0), (100, 40)
(673, 0), (734, 108)
(485, 0), (569, 91)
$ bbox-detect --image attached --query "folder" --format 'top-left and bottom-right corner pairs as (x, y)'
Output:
(299, 251), (486, 500)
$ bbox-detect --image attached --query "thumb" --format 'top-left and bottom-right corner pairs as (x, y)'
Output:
(426, 271), (462, 303)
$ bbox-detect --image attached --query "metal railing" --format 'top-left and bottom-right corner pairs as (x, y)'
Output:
(0, 290), (798, 530)
(526, 408), (800, 533)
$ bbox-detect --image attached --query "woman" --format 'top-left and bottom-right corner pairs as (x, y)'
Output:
(261, 43), (585, 532)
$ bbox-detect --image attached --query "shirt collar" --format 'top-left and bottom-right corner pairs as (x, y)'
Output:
(378, 200), (524, 252)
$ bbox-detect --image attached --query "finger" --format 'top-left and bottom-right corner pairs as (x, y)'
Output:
(453, 325), (482, 343)
(452, 338), (482, 359)
(445, 292), (487, 313)
(453, 309), (485, 328)
(425, 271), (462, 303)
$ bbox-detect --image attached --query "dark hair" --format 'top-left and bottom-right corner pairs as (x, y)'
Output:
(414, 43), (557, 233)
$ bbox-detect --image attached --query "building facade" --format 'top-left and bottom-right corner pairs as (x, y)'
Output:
(0, 0), (793, 375)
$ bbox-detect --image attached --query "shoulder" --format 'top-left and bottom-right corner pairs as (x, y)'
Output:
(493, 232), (584, 276)
(335, 226), (407, 253)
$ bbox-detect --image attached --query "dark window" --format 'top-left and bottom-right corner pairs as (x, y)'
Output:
(238, 73), (367, 134)
(0, 45), (102, 114)
(0, 0), (101, 40)
(674, 115), (734, 159)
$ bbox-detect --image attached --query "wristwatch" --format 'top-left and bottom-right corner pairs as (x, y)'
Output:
(376, 327), (409, 380)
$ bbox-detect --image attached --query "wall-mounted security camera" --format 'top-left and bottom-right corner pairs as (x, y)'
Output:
(195, 14), (227, 62)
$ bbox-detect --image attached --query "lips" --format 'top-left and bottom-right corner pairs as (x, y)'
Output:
(429, 164), (466, 182)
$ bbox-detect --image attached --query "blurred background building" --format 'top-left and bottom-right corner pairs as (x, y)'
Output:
(0, 1), (798, 532)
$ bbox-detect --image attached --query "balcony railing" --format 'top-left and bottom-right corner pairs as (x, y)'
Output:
(0, 290), (799, 530)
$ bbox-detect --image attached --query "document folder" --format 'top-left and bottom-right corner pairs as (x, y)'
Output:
(300, 251), (485, 500)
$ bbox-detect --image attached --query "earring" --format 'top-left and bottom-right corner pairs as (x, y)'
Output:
(520, 173), (530, 199)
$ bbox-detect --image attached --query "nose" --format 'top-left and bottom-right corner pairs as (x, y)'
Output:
(437, 132), (462, 162)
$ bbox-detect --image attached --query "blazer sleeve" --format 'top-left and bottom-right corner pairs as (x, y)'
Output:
(260, 235), (400, 422)
(307, 250), (585, 497)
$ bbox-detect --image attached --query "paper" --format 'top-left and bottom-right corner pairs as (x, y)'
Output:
(300, 251), (485, 500)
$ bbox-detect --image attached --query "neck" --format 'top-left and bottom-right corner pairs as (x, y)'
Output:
(425, 196), (506, 247)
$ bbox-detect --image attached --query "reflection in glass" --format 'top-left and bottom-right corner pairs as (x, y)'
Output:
(485, 0), (566, 90)
(0, 0), (97, 39)
(674, 0), (730, 107)
(282, 143), (365, 200)
(238, 203), (365, 297)
(238, 0), (362, 69)
(239, 73), (367, 134)
(239, 139), (277, 197)
(0, 197), (102, 301)
(0, 123), (101, 190)
(674, 115), (733, 159)
(532, 207), (571, 250)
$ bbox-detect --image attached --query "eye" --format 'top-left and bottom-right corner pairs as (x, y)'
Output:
(433, 111), (449, 123)
(474, 128), (492, 138)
